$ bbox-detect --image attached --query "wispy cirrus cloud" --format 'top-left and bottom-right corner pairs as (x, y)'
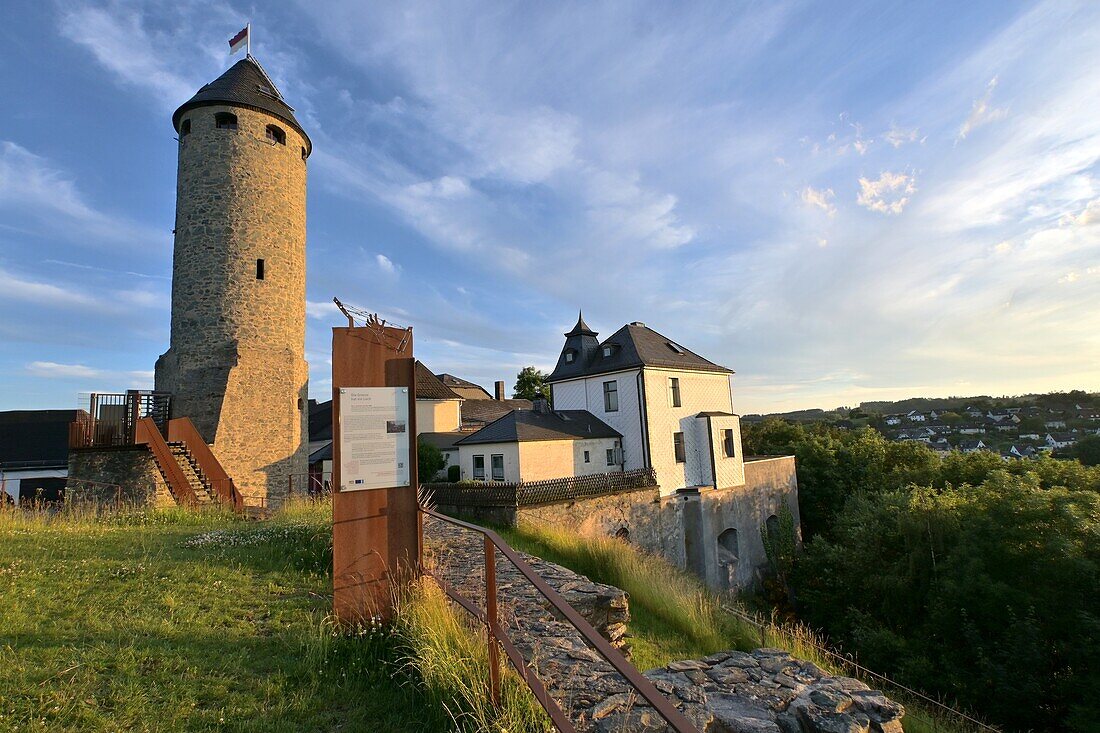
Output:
(0, 141), (163, 247)
(957, 77), (1008, 141)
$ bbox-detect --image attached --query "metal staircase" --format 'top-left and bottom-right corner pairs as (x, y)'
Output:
(167, 442), (217, 504)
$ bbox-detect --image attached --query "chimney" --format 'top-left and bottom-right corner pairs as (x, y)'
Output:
(495, 380), (506, 400)
(532, 396), (550, 414)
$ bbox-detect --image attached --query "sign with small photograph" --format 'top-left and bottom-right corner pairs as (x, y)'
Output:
(338, 387), (411, 491)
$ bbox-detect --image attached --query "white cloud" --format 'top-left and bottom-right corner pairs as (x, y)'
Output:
(1061, 197), (1100, 226)
(801, 186), (836, 216)
(59, 6), (196, 108)
(406, 176), (471, 199)
(26, 361), (103, 379)
(25, 362), (154, 386)
(957, 77), (1008, 141)
(856, 172), (917, 215)
(306, 300), (341, 319)
(883, 125), (921, 148)
(376, 254), (398, 274)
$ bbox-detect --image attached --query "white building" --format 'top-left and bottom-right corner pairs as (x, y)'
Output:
(454, 403), (622, 483)
(546, 314), (744, 496)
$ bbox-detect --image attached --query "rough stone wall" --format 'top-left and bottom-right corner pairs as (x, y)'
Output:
(154, 103), (309, 508)
(67, 448), (174, 507)
(437, 455), (799, 592)
(517, 456), (798, 592)
(426, 515), (904, 733)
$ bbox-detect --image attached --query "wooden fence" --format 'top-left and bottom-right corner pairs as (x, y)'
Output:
(424, 467), (657, 508)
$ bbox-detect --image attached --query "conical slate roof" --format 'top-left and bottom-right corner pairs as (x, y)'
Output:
(564, 310), (598, 337)
(173, 56), (311, 156)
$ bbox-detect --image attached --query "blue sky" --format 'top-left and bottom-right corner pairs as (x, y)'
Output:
(1, 1), (1098, 414)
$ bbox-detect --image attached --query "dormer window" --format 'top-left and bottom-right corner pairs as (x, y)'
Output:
(602, 344), (617, 358)
(214, 112), (237, 130)
(266, 124), (286, 145)
(564, 349), (576, 364)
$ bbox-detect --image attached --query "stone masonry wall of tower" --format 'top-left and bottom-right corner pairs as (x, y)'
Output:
(154, 103), (308, 508)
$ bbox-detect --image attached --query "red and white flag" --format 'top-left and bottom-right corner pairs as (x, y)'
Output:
(229, 25), (249, 55)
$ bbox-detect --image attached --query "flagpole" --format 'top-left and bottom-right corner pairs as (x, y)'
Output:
(246, 22), (251, 57)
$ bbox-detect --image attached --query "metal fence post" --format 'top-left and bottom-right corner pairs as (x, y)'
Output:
(485, 535), (501, 709)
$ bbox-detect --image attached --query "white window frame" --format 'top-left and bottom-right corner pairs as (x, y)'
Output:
(603, 380), (618, 412)
(669, 377), (681, 407)
(473, 454), (485, 480)
(490, 454), (504, 481)
(673, 432), (685, 463)
(606, 448), (615, 466)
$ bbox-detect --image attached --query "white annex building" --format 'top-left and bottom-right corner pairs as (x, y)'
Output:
(546, 314), (745, 496)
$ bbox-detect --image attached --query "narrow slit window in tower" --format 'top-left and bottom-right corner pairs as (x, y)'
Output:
(256, 259), (265, 280)
(215, 112), (237, 130)
(180, 119), (191, 137)
(266, 124), (286, 145)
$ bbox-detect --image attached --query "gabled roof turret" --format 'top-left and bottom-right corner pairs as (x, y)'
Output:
(173, 56), (311, 156)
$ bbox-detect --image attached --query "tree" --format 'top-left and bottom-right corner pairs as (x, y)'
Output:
(513, 366), (550, 401)
(1072, 434), (1100, 466)
(417, 439), (446, 481)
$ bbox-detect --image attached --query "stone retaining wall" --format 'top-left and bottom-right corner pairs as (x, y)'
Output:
(67, 447), (174, 507)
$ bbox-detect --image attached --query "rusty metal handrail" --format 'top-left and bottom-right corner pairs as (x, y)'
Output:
(419, 505), (697, 733)
(135, 417), (198, 506)
(167, 418), (241, 510)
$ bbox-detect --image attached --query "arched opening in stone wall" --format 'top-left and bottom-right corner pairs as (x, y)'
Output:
(766, 514), (779, 537)
(717, 527), (739, 564)
(215, 112), (238, 130)
(615, 526), (629, 541)
(266, 124), (286, 145)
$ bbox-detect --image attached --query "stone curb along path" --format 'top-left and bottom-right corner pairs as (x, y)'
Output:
(424, 518), (904, 733)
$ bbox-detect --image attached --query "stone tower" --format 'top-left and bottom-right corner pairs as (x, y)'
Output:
(155, 56), (310, 507)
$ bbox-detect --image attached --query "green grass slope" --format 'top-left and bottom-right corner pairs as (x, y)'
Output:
(0, 504), (436, 732)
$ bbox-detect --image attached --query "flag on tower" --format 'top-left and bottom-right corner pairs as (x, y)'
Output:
(229, 25), (249, 55)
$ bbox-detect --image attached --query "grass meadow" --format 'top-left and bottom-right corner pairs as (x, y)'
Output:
(0, 501), (543, 732)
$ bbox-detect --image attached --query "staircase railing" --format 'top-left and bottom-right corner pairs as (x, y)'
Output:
(135, 417), (198, 506)
(167, 417), (242, 511)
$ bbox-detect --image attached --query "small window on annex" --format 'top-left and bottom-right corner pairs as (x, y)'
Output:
(214, 112), (238, 130)
(180, 119), (191, 137)
(583, 450), (590, 463)
(490, 454), (504, 481)
(606, 448), (615, 466)
(472, 455), (485, 480)
(723, 429), (735, 457)
(266, 124), (286, 145)
(603, 380), (618, 412)
(669, 377), (681, 407)
(673, 432), (686, 463)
